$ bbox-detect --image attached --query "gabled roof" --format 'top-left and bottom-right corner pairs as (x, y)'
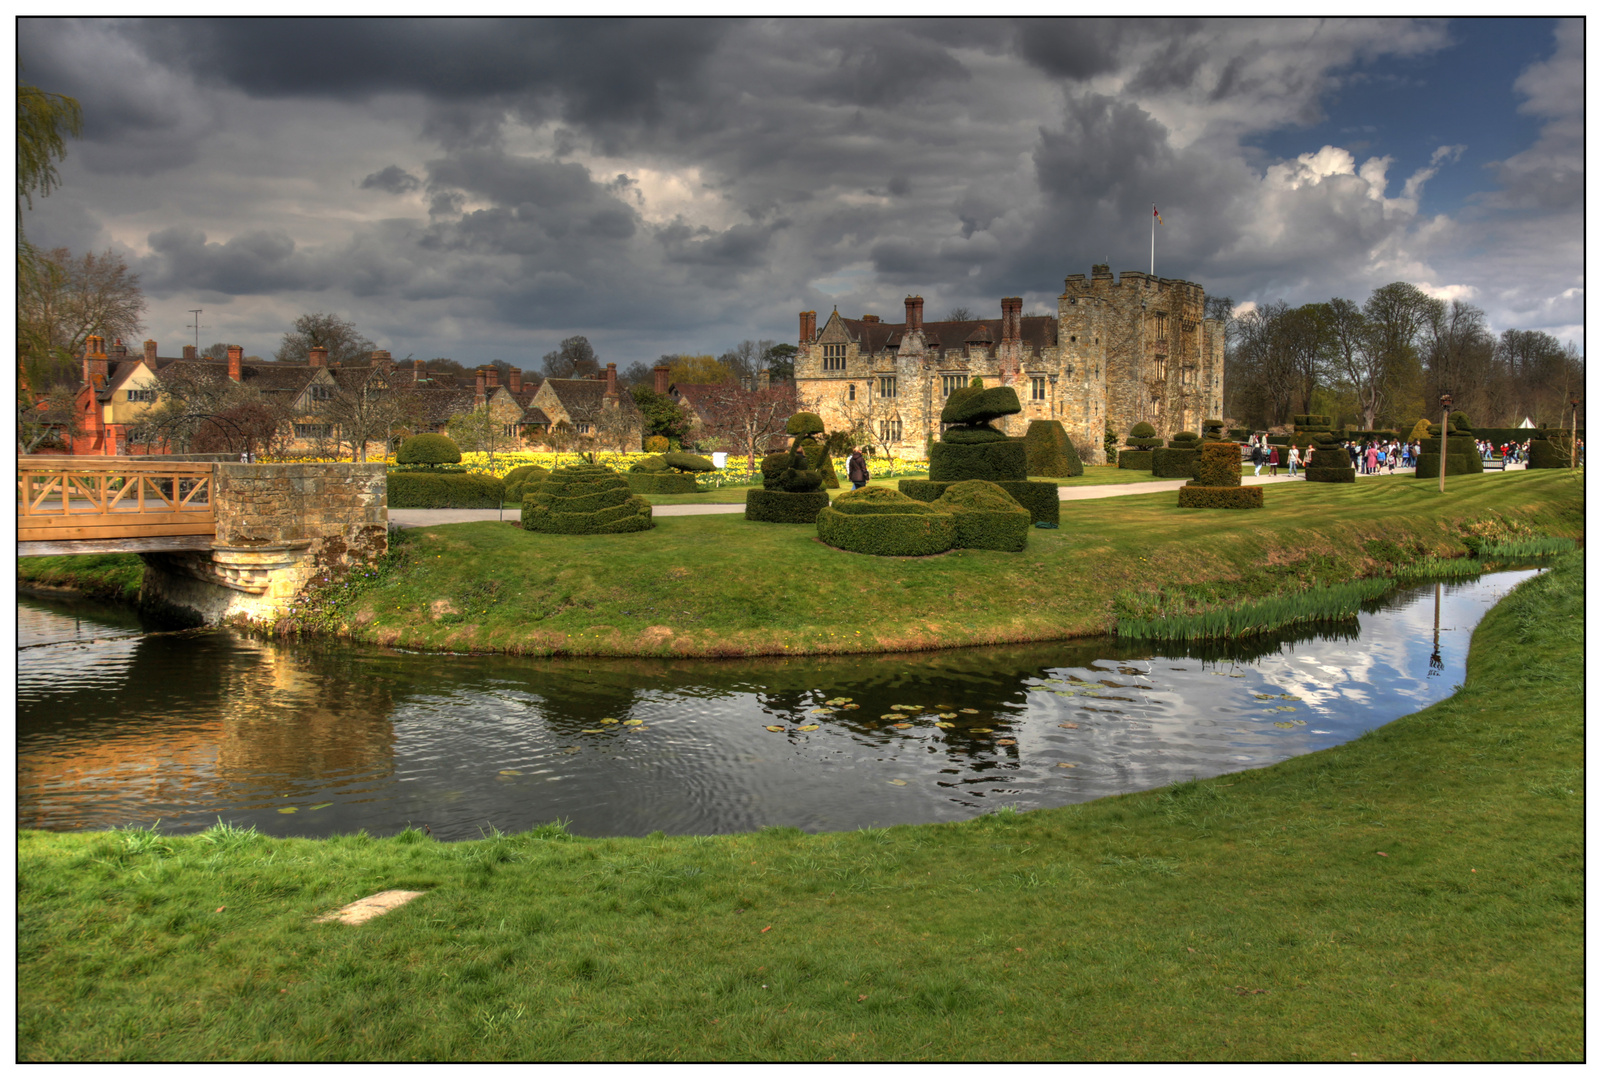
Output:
(834, 313), (1059, 355)
(542, 378), (640, 422)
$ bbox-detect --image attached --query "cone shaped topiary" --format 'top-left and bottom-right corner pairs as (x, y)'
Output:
(523, 464), (653, 534)
(503, 464), (551, 502)
(816, 486), (957, 556)
(1178, 442), (1263, 509)
(1023, 420), (1083, 477)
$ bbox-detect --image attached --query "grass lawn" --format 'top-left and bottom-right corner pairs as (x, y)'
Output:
(305, 470), (1578, 656)
(16, 550), (1583, 1061)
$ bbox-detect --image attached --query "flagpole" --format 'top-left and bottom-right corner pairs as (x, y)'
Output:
(1150, 205), (1155, 277)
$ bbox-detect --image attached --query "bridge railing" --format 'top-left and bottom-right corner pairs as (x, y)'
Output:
(17, 457), (217, 543)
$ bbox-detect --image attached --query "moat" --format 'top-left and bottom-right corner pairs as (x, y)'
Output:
(18, 569), (1535, 840)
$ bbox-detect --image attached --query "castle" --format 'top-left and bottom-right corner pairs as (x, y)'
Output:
(793, 265), (1226, 464)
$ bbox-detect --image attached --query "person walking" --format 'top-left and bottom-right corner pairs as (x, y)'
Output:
(1287, 444), (1301, 477)
(1250, 441), (1265, 476)
(847, 446), (870, 490)
(1365, 443), (1379, 475)
(1268, 444), (1279, 476)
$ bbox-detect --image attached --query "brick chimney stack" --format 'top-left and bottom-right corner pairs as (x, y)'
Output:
(371, 350), (393, 371)
(605, 362), (618, 397)
(111, 338), (128, 358)
(484, 365), (499, 389)
(308, 346), (328, 368)
(799, 310), (817, 344)
(182, 344), (197, 360)
(143, 339), (158, 364)
(905, 296), (924, 332)
(227, 344), (243, 382)
(1000, 297), (1023, 343)
(475, 368), (487, 406)
(84, 335), (108, 386)
(654, 364), (671, 394)
(509, 367), (522, 393)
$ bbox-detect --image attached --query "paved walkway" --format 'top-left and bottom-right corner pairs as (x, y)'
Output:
(386, 464), (1528, 528)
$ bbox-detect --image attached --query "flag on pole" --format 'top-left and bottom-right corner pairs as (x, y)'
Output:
(1153, 205), (1163, 225)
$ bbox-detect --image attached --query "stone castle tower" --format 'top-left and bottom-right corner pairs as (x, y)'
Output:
(793, 265), (1225, 464)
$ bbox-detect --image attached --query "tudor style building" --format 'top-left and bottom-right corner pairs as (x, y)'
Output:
(793, 265), (1226, 464)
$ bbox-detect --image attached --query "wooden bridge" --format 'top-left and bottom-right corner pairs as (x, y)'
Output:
(17, 458), (219, 557)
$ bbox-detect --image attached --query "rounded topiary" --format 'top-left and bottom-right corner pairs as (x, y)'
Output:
(503, 464), (551, 502)
(396, 432), (462, 467)
(1167, 431), (1200, 449)
(940, 385), (1021, 427)
(816, 487), (956, 556)
(786, 412), (826, 437)
(1024, 420), (1083, 478)
(630, 455), (671, 472)
(663, 451), (715, 473)
(522, 464), (653, 534)
(1126, 422), (1162, 448)
(1202, 419), (1226, 441)
(931, 480), (1030, 551)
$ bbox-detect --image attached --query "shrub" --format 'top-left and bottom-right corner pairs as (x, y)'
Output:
(1528, 436), (1573, 469)
(1414, 453), (1485, 478)
(1408, 417), (1434, 442)
(897, 479), (950, 502)
(663, 451), (716, 473)
(939, 386), (1021, 426)
(1303, 466), (1357, 483)
(1024, 420), (1083, 477)
(786, 412), (826, 437)
(1117, 449), (1154, 470)
(1167, 431), (1201, 448)
(522, 465), (653, 534)
(1201, 419), (1225, 441)
(1291, 414), (1332, 430)
(626, 472), (699, 494)
(929, 439), (1027, 482)
(816, 487), (957, 556)
(1124, 422), (1163, 450)
(388, 470), (506, 508)
(745, 488), (830, 523)
(1191, 442), (1243, 488)
(630, 455), (670, 472)
(1227, 427), (1251, 441)
(800, 436), (840, 489)
(899, 478), (1058, 526)
(943, 425), (1012, 444)
(1151, 447), (1200, 478)
(1177, 485), (1264, 509)
(503, 464), (551, 502)
(1305, 432), (1356, 483)
(396, 433), (462, 466)
(644, 435), (670, 453)
(931, 480), (1030, 551)
(1103, 426), (1119, 461)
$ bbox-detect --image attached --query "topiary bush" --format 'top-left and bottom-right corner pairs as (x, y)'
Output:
(1118, 421), (1162, 469)
(745, 488), (830, 523)
(629, 455), (670, 472)
(1104, 426), (1119, 462)
(522, 464), (653, 534)
(749, 416), (835, 521)
(816, 487), (956, 556)
(626, 471), (699, 494)
(1024, 420), (1083, 477)
(388, 471), (506, 508)
(1176, 441), (1263, 510)
(897, 478), (1058, 525)
(1305, 430), (1356, 483)
(931, 480), (1030, 552)
(1528, 434), (1573, 469)
(663, 451), (716, 473)
(929, 385), (1026, 482)
(1202, 419), (1226, 441)
(1151, 430), (1201, 478)
(1227, 427), (1251, 441)
(503, 464), (551, 503)
(396, 433), (461, 467)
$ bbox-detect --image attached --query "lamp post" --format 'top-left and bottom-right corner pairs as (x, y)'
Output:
(1569, 394), (1581, 468)
(1438, 391), (1452, 494)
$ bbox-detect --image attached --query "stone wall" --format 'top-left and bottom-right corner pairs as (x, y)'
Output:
(139, 463), (387, 627)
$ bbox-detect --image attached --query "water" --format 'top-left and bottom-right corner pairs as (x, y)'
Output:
(16, 570), (1537, 840)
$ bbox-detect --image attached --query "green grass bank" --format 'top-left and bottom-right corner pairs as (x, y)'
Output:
(17, 550), (1584, 1060)
(16, 471), (1582, 657)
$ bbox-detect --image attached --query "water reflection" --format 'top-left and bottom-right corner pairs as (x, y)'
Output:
(16, 570), (1537, 839)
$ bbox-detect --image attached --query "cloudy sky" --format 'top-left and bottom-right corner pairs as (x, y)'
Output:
(18, 16), (1584, 368)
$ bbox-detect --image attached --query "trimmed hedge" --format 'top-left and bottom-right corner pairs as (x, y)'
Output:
(1202, 419), (1226, 441)
(1151, 447), (1200, 478)
(395, 433), (462, 466)
(1305, 432), (1356, 483)
(388, 470), (507, 508)
(929, 439), (1027, 482)
(1528, 437), (1574, 469)
(943, 425), (1011, 444)
(940, 386), (1022, 426)
(502, 464), (551, 503)
(931, 480), (1029, 551)
(663, 451), (716, 473)
(802, 437), (841, 489)
(626, 472), (699, 494)
(897, 479), (949, 502)
(1178, 485), (1264, 509)
(1303, 466), (1357, 483)
(745, 488), (830, 523)
(1124, 421), (1163, 451)
(816, 488), (957, 557)
(1413, 453), (1485, 478)
(898, 478), (1057, 526)
(1117, 449), (1154, 470)
(786, 412), (826, 436)
(522, 465), (653, 534)
(1023, 420), (1083, 477)
(1192, 442), (1241, 488)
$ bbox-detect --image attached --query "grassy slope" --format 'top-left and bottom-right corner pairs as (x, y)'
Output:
(17, 551), (1583, 1061)
(321, 471), (1579, 656)
(14, 552), (144, 604)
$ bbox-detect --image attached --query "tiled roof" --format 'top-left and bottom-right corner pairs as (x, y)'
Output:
(544, 378), (639, 422)
(522, 407), (550, 426)
(838, 314), (1058, 354)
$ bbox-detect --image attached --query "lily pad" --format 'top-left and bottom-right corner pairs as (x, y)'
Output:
(1058, 722), (1079, 729)
(893, 723), (913, 729)
(1273, 705), (1296, 712)
(1228, 673), (1245, 678)
(934, 721), (956, 729)
(842, 703), (861, 710)
(499, 769), (522, 776)
(765, 725), (786, 733)
(880, 714), (902, 720)
(891, 704), (918, 711)
(623, 719), (644, 726)
(278, 807), (297, 814)
(996, 738), (1017, 746)
(309, 803), (333, 811)
(1280, 694), (1302, 701)
(1273, 721), (1296, 729)
(632, 725), (650, 732)
(599, 718), (620, 725)
(581, 729), (606, 734)
(1056, 762), (1077, 768)
(888, 779), (908, 786)
(959, 708), (980, 714)
(811, 708), (835, 715)
(938, 712), (959, 719)
(1252, 693), (1277, 700)
(970, 728), (994, 734)
(799, 724), (820, 732)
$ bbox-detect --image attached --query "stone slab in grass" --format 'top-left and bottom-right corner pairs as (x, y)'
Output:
(314, 889), (426, 926)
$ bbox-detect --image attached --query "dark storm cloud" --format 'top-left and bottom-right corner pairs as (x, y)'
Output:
(146, 225), (321, 294)
(361, 165), (422, 194)
(1012, 18), (1136, 80)
(805, 33), (972, 108)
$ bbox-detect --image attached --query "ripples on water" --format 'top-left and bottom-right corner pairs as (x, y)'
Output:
(16, 570), (1537, 839)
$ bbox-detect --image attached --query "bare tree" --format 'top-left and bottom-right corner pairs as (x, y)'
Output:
(1421, 299), (1495, 421)
(830, 377), (900, 457)
(541, 335), (600, 379)
(693, 380), (797, 466)
(275, 312), (378, 367)
(320, 368), (424, 462)
(1323, 297), (1388, 430)
(16, 384), (83, 453)
(18, 247), (146, 388)
(128, 364), (262, 455)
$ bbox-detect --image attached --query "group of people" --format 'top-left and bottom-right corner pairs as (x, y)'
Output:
(1243, 433), (1416, 478)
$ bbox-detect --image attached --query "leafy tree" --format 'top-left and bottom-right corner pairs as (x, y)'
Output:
(542, 335), (600, 379)
(762, 342), (797, 383)
(274, 312), (378, 367)
(629, 385), (691, 444)
(668, 354), (734, 385)
(17, 80), (82, 266)
(18, 247), (147, 389)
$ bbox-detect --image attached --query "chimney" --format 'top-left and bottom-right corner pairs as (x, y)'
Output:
(475, 368), (487, 406)
(371, 349), (393, 370)
(484, 365), (499, 389)
(182, 345), (197, 360)
(1000, 297), (1023, 343)
(861, 314), (880, 324)
(227, 344), (243, 382)
(654, 364), (670, 394)
(605, 362), (618, 397)
(800, 310), (811, 344)
(759, 368), (770, 391)
(509, 367), (522, 393)
(905, 295), (924, 332)
(110, 338), (128, 358)
(308, 345), (328, 368)
(84, 335), (108, 387)
(143, 339), (157, 364)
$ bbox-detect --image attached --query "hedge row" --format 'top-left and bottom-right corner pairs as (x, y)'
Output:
(388, 470), (506, 508)
(1117, 449), (1154, 470)
(625, 472), (699, 494)
(928, 439), (1027, 482)
(1151, 447), (1200, 478)
(745, 488), (830, 523)
(1529, 438), (1574, 469)
(1303, 466), (1357, 483)
(1413, 453), (1487, 478)
(1193, 442), (1242, 488)
(1177, 485), (1264, 509)
(816, 489), (957, 557)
